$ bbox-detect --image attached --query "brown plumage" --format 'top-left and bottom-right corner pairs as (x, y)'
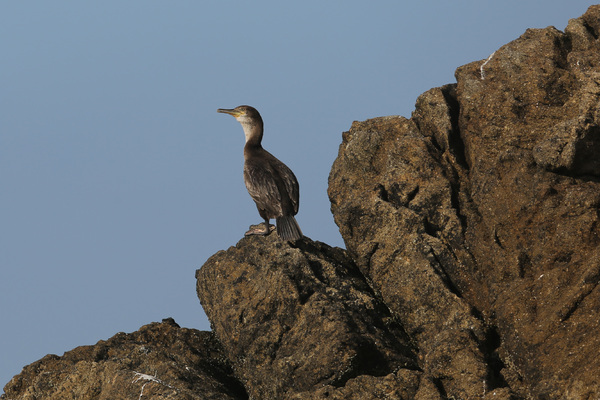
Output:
(217, 105), (302, 241)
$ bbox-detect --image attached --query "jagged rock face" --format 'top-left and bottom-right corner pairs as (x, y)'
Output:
(196, 235), (421, 399)
(329, 5), (600, 399)
(1, 319), (247, 400)
(328, 112), (495, 399)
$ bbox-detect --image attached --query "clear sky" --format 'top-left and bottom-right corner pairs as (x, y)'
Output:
(1, 1), (594, 391)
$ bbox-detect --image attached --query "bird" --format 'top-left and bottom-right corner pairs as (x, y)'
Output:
(217, 105), (303, 241)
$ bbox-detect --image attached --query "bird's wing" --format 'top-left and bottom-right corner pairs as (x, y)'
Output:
(270, 157), (300, 214)
(244, 161), (283, 217)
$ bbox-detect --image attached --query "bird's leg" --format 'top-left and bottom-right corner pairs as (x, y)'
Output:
(262, 218), (275, 235)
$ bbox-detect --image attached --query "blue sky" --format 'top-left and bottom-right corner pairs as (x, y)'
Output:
(1, 1), (594, 391)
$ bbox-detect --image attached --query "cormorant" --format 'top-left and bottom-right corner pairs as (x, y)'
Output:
(217, 105), (303, 241)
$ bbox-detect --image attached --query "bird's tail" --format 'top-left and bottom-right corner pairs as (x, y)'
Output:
(276, 215), (303, 241)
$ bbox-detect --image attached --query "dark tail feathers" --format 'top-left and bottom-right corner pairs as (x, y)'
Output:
(276, 215), (303, 241)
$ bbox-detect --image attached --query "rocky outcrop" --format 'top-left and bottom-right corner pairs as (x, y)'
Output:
(1, 319), (247, 400)
(197, 235), (420, 399)
(4, 6), (600, 400)
(329, 6), (600, 398)
(328, 113), (498, 399)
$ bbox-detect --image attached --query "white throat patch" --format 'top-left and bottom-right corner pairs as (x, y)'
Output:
(237, 115), (254, 143)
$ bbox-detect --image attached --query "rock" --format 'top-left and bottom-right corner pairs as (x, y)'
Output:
(290, 369), (422, 400)
(454, 7), (600, 398)
(328, 115), (494, 399)
(1, 319), (247, 400)
(196, 235), (420, 399)
(329, 5), (600, 399)
(532, 116), (600, 175)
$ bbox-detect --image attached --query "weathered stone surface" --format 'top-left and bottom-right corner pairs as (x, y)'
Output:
(328, 114), (495, 399)
(329, 5), (600, 399)
(196, 235), (419, 399)
(1, 319), (247, 400)
(453, 7), (600, 398)
(290, 369), (422, 400)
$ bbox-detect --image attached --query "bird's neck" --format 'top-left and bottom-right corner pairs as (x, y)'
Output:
(241, 120), (263, 148)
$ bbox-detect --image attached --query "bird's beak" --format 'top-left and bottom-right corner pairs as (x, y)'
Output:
(217, 108), (242, 117)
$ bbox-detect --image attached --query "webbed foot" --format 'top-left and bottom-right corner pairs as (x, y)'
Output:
(244, 223), (275, 236)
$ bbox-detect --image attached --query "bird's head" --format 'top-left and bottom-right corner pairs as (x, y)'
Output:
(217, 105), (261, 124)
(217, 105), (263, 143)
